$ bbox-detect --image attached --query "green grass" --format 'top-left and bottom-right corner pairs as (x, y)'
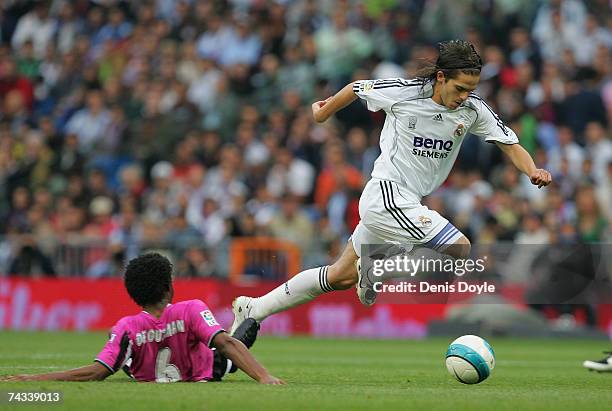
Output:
(0, 332), (611, 411)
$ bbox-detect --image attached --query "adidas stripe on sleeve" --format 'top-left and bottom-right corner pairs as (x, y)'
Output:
(467, 94), (519, 145)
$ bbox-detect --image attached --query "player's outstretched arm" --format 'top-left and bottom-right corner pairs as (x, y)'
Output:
(312, 82), (358, 123)
(1, 362), (111, 382)
(211, 332), (284, 385)
(495, 142), (552, 188)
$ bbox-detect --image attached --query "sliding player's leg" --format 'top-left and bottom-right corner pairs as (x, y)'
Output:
(230, 241), (359, 333)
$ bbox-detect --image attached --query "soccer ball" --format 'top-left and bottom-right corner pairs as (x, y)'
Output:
(445, 335), (495, 384)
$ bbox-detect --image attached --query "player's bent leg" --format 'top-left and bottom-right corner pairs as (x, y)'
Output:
(232, 318), (260, 349)
(439, 235), (471, 260)
(350, 221), (392, 306)
(326, 241), (359, 290)
(211, 350), (233, 381)
(213, 318), (261, 380)
(231, 242), (358, 332)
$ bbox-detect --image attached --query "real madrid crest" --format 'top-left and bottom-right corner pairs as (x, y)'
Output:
(454, 123), (465, 138)
(418, 215), (432, 227)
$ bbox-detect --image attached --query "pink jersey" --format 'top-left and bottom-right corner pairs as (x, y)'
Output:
(95, 299), (224, 382)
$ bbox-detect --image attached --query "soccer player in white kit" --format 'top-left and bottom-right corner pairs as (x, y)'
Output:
(230, 40), (552, 331)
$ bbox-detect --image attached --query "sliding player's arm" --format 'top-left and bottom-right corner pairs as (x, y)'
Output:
(188, 300), (284, 385)
(211, 332), (284, 385)
(1, 322), (130, 382)
(495, 142), (551, 188)
(1, 363), (111, 382)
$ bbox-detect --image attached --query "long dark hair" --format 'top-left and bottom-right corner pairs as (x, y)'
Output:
(416, 40), (482, 83)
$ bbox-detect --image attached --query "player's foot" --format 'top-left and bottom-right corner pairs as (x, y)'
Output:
(231, 318), (260, 349)
(583, 351), (612, 372)
(356, 257), (377, 306)
(230, 296), (256, 334)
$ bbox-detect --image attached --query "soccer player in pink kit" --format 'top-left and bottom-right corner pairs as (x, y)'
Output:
(2, 253), (283, 384)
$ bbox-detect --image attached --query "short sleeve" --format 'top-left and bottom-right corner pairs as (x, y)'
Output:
(353, 78), (411, 113)
(187, 300), (225, 348)
(468, 96), (519, 144)
(95, 320), (132, 374)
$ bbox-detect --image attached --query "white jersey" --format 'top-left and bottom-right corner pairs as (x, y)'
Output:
(353, 78), (518, 200)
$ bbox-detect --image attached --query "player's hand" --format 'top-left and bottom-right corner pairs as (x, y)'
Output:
(529, 169), (552, 188)
(258, 374), (285, 385)
(311, 96), (332, 123)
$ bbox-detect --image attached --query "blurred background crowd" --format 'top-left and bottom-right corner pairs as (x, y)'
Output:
(0, 0), (610, 279)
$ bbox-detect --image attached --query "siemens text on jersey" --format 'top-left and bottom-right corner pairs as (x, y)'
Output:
(412, 136), (454, 159)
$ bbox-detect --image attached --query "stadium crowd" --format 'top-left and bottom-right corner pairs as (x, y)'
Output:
(0, 0), (610, 279)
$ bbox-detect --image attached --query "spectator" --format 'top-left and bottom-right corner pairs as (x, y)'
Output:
(84, 196), (115, 239)
(92, 7), (132, 48)
(219, 17), (262, 67)
(546, 126), (584, 179)
(109, 199), (142, 261)
(64, 89), (112, 154)
(186, 197), (226, 247)
(266, 147), (315, 200)
(584, 121), (612, 184)
(187, 57), (223, 113)
(196, 15), (233, 62)
(532, 0), (587, 51)
(575, 185), (607, 243)
(86, 244), (125, 278)
(268, 195), (314, 253)
(314, 11), (372, 84)
(314, 140), (363, 210)
(4, 186), (31, 234)
(11, 1), (54, 58)
(0, 57), (34, 111)
(143, 161), (179, 224)
(179, 247), (216, 278)
(573, 14), (612, 65)
(8, 235), (55, 277)
(54, 2), (83, 54)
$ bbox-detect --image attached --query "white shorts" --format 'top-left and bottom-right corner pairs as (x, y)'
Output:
(351, 178), (464, 257)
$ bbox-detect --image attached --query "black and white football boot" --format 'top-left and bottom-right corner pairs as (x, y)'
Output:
(583, 351), (612, 372)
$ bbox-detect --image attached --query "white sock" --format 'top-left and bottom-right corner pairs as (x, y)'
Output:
(251, 266), (332, 322)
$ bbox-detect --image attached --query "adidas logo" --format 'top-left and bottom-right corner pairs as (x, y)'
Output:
(433, 113), (444, 122)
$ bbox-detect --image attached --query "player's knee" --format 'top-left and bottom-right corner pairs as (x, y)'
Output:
(327, 263), (358, 290)
(331, 276), (357, 290)
(445, 236), (471, 259)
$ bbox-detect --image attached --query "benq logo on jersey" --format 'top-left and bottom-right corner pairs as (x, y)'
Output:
(412, 136), (453, 159)
(200, 310), (219, 327)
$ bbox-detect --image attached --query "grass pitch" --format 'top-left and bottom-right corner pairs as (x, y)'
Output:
(0, 332), (610, 411)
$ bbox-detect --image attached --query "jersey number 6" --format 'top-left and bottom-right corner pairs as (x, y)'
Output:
(155, 347), (181, 383)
